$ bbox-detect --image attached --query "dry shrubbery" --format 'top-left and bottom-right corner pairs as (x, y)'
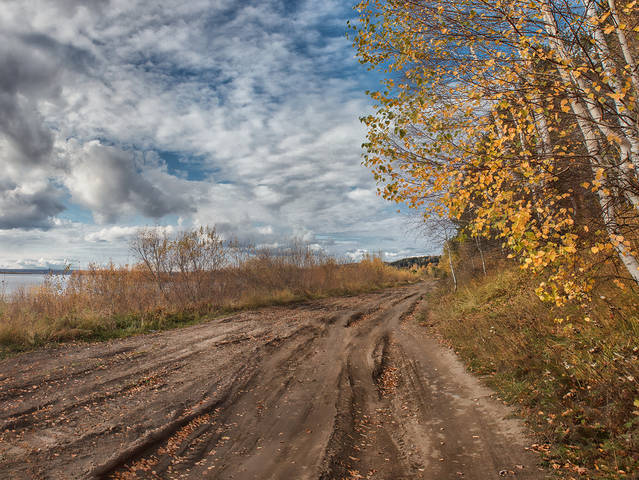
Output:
(0, 227), (416, 354)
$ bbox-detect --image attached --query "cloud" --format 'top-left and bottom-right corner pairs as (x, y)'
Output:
(0, 223), (129, 268)
(0, 31), (67, 168)
(0, 0), (439, 267)
(256, 225), (273, 235)
(11, 257), (73, 270)
(84, 226), (140, 243)
(85, 224), (177, 243)
(0, 180), (65, 229)
(63, 141), (196, 223)
(0, 30), (74, 229)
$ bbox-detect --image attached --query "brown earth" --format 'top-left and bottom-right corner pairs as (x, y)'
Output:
(0, 283), (548, 479)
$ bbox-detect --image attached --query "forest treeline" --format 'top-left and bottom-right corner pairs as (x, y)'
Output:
(350, 0), (639, 305)
(387, 255), (439, 268)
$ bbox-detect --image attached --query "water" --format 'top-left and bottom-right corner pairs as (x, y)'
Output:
(0, 274), (67, 296)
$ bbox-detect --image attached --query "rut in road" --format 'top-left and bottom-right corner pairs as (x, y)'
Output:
(0, 284), (547, 479)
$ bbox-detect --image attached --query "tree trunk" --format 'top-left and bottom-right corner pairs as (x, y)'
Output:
(475, 236), (487, 277)
(445, 241), (458, 292)
(542, 1), (639, 175)
(539, 0), (639, 284)
(607, 0), (639, 112)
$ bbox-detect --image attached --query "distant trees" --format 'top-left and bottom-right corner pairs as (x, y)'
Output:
(350, 0), (639, 304)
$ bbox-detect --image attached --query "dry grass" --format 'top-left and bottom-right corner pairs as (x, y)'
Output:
(0, 252), (417, 356)
(422, 266), (639, 478)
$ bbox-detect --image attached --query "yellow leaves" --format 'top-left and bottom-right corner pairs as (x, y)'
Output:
(591, 10), (611, 25)
(603, 24), (615, 34)
(613, 279), (626, 290)
(607, 92), (625, 102)
(606, 132), (622, 144)
(563, 243), (577, 254)
(353, 0), (637, 309)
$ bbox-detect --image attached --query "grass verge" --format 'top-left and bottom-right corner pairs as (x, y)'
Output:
(421, 267), (639, 479)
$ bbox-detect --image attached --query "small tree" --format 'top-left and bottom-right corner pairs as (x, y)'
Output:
(130, 227), (172, 298)
(130, 226), (229, 305)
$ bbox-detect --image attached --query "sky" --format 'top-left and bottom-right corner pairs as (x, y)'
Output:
(0, 0), (437, 269)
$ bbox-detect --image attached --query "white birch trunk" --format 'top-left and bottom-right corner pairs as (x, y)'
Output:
(445, 241), (458, 292)
(606, 0), (639, 112)
(542, 5), (639, 283)
(542, 1), (639, 210)
(539, 0), (639, 283)
(543, 2), (639, 175)
(584, 0), (639, 165)
(475, 236), (487, 277)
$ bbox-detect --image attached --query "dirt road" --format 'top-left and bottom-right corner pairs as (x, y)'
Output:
(0, 284), (547, 479)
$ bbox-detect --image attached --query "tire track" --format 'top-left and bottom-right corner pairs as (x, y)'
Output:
(0, 285), (547, 480)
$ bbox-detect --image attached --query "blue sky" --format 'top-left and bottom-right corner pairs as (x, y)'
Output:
(0, 0), (437, 269)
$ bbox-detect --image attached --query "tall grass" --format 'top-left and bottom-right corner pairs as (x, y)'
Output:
(424, 266), (639, 478)
(0, 244), (416, 356)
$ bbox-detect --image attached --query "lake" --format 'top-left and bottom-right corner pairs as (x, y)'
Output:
(0, 273), (68, 296)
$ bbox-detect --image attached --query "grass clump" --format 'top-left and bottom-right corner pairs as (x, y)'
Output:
(423, 267), (639, 479)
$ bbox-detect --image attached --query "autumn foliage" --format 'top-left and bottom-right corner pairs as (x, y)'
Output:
(350, 0), (639, 305)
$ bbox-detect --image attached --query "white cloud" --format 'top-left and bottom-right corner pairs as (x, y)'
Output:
(85, 224), (177, 243)
(85, 226), (140, 243)
(256, 225), (273, 235)
(62, 140), (196, 223)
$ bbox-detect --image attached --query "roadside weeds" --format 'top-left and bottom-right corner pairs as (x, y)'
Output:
(0, 256), (419, 359)
(421, 268), (639, 479)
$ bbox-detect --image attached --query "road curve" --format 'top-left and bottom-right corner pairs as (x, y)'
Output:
(0, 284), (547, 479)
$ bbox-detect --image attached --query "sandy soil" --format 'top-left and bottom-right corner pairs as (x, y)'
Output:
(0, 283), (548, 479)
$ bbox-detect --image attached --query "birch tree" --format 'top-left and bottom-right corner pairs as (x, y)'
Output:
(350, 0), (639, 304)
